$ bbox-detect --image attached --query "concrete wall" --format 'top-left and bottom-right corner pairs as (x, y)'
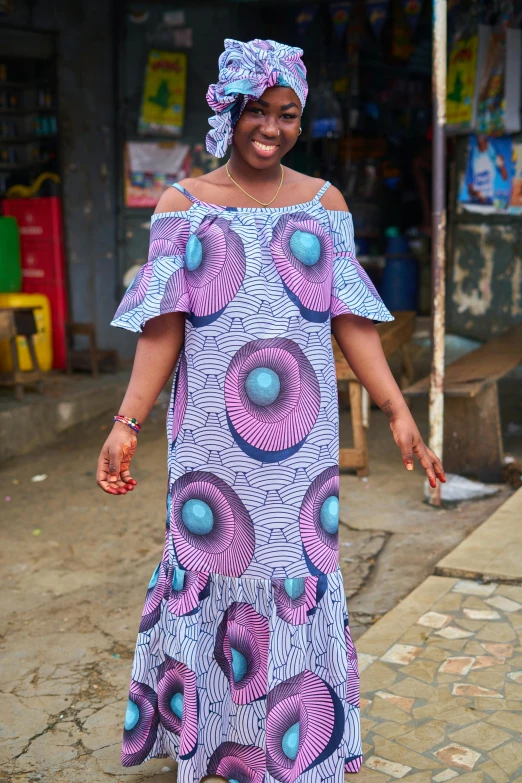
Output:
(0, 0), (135, 357)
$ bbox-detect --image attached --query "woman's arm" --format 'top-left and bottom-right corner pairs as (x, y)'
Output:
(332, 314), (445, 487)
(96, 312), (185, 495)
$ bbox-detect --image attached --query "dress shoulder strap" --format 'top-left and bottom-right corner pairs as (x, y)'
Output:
(172, 182), (199, 203)
(313, 181), (332, 202)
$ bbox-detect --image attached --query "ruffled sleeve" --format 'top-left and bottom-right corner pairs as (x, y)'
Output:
(111, 214), (191, 333)
(329, 210), (393, 323)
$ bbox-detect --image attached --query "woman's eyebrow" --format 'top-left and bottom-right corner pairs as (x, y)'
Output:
(252, 99), (298, 110)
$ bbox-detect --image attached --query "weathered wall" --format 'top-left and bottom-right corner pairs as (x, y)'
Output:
(448, 136), (522, 341)
(0, 1), (135, 357)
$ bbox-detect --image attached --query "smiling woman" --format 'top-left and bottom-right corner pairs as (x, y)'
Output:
(100, 35), (445, 783)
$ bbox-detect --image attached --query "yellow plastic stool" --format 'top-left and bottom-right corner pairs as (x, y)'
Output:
(0, 293), (53, 372)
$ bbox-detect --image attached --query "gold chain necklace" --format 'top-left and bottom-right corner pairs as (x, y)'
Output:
(226, 161), (284, 207)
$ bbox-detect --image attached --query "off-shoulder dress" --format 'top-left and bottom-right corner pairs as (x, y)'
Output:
(111, 180), (393, 783)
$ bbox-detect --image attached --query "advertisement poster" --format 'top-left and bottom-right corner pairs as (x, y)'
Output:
(447, 34), (478, 131)
(510, 143), (522, 208)
(458, 134), (514, 213)
(139, 50), (187, 136)
(476, 27), (506, 135)
(125, 141), (190, 207)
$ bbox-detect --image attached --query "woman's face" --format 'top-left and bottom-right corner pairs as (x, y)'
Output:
(231, 86), (301, 169)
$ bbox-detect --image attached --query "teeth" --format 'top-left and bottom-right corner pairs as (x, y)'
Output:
(253, 141), (277, 151)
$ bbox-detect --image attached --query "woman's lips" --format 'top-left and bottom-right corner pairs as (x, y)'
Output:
(252, 139), (279, 157)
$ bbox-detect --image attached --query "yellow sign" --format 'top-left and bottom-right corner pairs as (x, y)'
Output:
(139, 50), (187, 136)
(447, 35), (478, 129)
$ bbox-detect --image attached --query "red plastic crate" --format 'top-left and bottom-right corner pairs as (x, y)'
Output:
(2, 197), (63, 241)
(19, 238), (65, 284)
(2, 198), (69, 370)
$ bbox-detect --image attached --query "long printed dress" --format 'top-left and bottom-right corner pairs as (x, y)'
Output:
(111, 180), (393, 783)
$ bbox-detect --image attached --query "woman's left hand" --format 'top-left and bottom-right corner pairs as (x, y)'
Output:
(389, 415), (446, 488)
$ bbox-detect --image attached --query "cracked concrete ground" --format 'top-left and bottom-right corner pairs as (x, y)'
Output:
(0, 383), (517, 782)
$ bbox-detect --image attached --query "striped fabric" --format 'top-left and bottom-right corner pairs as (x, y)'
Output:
(111, 181), (393, 782)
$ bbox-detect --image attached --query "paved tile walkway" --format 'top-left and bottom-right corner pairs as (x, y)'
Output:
(436, 488), (522, 584)
(352, 490), (522, 782)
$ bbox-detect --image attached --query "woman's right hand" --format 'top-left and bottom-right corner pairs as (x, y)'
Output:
(96, 422), (138, 495)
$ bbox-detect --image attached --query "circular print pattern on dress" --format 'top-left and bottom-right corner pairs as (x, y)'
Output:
(185, 216), (246, 327)
(121, 680), (159, 767)
(157, 655), (198, 759)
(214, 602), (269, 705)
(266, 670), (344, 783)
(271, 212), (333, 322)
(271, 576), (318, 625)
(208, 741), (265, 783)
(225, 337), (321, 462)
(168, 567), (210, 616)
(299, 465), (339, 574)
(170, 353), (188, 445)
(170, 471), (255, 576)
(139, 561), (169, 633)
(149, 214), (190, 262)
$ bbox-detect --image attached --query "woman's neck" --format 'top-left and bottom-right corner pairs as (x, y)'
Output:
(227, 150), (282, 184)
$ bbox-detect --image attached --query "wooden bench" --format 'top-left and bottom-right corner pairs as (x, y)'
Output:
(332, 311), (416, 476)
(403, 322), (522, 482)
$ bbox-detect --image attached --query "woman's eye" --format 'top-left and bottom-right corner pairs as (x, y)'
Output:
(282, 114), (298, 120)
(249, 108), (264, 115)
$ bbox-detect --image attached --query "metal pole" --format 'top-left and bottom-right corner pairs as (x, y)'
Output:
(429, 0), (447, 507)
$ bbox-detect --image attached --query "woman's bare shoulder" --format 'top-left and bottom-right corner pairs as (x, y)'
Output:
(154, 184), (193, 214)
(320, 184), (349, 212)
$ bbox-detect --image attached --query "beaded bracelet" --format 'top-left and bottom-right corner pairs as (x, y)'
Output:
(114, 414), (141, 434)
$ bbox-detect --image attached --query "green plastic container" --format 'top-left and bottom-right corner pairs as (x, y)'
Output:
(0, 216), (22, 293)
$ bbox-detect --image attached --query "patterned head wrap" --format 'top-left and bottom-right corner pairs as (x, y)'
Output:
(206, 38), (308, 158)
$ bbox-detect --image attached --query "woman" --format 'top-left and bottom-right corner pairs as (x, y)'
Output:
(97, 39), (445, 783)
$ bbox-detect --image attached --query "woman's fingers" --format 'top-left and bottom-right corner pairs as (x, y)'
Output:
(396, 433), (415, 471)
(414, 441), (445, 487)
(108, 444), (122, 484)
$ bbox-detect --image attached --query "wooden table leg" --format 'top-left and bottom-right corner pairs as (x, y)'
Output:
(349, 380), (369, 477)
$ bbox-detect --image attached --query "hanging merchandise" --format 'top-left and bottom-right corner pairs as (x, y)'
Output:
(365, 0), (390, 39)
(392, 10), (415, 60)
(296, 6), (319, 36)
(458, 134), (514, 213)
(474, 25), (521, 135)
(128, 9), (150, 24)
(309, 81), (344, 138)
(139, 50), (187, 137)
(446, 34), (479, 132)
(401, 0), (422, 34)
(329, 2), (353, 41)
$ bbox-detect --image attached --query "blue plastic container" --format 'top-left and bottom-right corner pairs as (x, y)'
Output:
(380, 232), (418, 311)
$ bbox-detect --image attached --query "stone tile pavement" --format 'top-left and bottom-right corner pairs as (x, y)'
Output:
(352, 487), (522, 783)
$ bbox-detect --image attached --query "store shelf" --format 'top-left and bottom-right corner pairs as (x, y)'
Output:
(0, 161), (51, 171)
(0, 107), (57, 115)
(0, 135), (57, 143)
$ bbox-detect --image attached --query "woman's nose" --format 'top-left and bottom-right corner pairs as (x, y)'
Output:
(260, 122), (280, 138)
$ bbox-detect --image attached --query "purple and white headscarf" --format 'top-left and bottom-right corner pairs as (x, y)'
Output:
(206, 38), (308, 158)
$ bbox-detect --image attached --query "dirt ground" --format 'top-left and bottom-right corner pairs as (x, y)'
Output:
(0, 371), (519, 782)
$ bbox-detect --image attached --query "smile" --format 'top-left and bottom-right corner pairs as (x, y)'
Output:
(252, 140), (279, 153)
